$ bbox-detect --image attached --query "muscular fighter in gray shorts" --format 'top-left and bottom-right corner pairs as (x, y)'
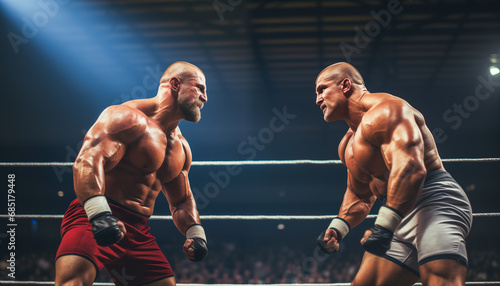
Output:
(315, 62), (472, 285)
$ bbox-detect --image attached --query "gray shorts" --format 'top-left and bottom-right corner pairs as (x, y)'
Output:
(383, 169), (473, 276)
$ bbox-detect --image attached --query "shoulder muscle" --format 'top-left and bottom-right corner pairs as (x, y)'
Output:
(95, 105), (147, 144)
(361, 99), (418, 146)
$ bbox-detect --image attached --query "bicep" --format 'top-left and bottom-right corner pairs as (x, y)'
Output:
(338, 172), (376, 226)
(76, 124), (128, 172)
(346, 171), (375, 202)
(75, 106), (145, 171)
(77, 130), (126, 171)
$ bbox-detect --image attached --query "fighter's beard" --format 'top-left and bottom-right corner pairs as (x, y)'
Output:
(179, 91), (201, 122)
(180, 103), (200, 122)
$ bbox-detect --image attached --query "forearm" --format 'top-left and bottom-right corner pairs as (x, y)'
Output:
(73, 156), (123, 248)
(73, 156), (106, 203)
(386, 159), (426, 216)
(338, 188), (376, 229)
(170, 194), (201, 235)
(364, 162), (425, 256)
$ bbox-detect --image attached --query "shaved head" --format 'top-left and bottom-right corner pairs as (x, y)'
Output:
(160, 61), (204, 84)
(316, 62), (365, 86)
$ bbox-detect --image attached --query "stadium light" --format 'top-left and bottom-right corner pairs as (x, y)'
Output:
(490, 54), (499, 76)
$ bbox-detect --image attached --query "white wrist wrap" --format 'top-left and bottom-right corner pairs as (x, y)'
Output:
(83, 196), (111, 221)
(375, 206), (403, 232)
(186, 225), (206, 243)
(328, 218), (350, 239)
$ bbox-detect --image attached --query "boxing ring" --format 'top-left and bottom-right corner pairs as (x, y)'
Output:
(1, 158), (500, 286)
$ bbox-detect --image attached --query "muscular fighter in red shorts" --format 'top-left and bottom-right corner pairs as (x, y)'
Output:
(314, 62), (472, 286)
(55, 61), (209, 286)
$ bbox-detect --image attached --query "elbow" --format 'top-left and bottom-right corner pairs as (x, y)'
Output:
(72, 157), (83, 174)
(398, 158), (426, 187)
(72, 156), (102, 190)
(169, 196), (191, 215)
(416, 168), (427, 180)
(73, 156), (93, 176)
(414, 160), (427, 178)
(410, 162), (427, 187)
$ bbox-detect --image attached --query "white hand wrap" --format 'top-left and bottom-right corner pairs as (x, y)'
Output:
(374, 206), (403, 232)
(186, 224), (207, 243)
(328, 217), (350, 240)
(83, 196), (111, 221)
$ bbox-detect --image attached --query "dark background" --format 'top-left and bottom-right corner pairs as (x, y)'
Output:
(0, 0), (499, 275)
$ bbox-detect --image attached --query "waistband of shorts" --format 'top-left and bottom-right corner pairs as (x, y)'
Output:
(424, 169), (456, 185)
(106, 198), (150, 226)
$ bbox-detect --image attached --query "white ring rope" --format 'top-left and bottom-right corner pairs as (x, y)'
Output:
(1, 160), (497, 285)
(0, 158), (499, 167)
(0, 281), (499, 285)
(1, 212), (498, 220)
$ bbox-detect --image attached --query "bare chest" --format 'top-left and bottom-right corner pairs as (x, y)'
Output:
(123, 126), (185, 183)
(341, 131), (389, 183)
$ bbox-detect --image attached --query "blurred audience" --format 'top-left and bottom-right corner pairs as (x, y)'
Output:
(2, 242), (498, 283)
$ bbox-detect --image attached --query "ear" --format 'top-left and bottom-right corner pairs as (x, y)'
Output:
(340, 78), (353, 96)
(170, 77), (182, 93)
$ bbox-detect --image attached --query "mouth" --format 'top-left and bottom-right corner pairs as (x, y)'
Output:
(320, 104), (327, 113)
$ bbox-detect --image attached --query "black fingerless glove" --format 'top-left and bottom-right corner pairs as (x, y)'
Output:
(90, 212), (122, 247)
(189, 238), (208, 262)
(316, 229), (342, 255)
(362, 224), (393, 256)
(317, 217), (350, 255)
(316, 231), (332, 254)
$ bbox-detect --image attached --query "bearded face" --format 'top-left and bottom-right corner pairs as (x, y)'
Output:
(178, 86), (202, 122)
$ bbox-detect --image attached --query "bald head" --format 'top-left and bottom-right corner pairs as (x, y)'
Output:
(316, 62), (365, 86)
(160, 61), (204, 84)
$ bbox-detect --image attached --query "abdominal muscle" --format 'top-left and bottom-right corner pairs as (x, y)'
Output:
(103, 166), (163, 216)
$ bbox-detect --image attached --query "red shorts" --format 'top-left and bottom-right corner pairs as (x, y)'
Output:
(56, 198), (174, 286)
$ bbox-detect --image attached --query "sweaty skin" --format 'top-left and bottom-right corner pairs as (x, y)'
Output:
(316, 63), (468, 286)
(56, 62), (207, 286)
(73, 65), (207, 246)
(315, 65), (443, 250)
(73, 103), (198, 233)
(336, 92), (443, 227)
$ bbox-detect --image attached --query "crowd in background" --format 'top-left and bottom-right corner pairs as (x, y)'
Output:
(2, 242), (499, 283)
(170, 244), (360, 284)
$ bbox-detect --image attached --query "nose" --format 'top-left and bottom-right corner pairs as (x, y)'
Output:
(200, 92), (207, 103)
(316, 94), (323, 105)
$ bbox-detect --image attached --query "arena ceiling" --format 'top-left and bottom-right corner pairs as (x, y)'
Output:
(75, 0), (499, 91)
